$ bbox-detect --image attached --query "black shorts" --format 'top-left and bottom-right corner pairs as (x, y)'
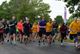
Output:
(24, 30), (30, 37)
(9, 28), (16, 35)
(61, 32), (66, 37)
(46, 32), (51, 36)
(38, 28), (46, 37)
(70, 34), (77, 40)
(77, 32), (80, 36)
(5, 28), (9, 34)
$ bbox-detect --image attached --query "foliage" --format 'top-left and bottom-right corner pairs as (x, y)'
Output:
(64, 0), (80, 17)
(54, 15), (64, 25)
(66, 15), (73, 25)
(0, 0), (51, 23)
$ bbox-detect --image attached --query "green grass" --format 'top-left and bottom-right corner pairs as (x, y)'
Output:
(64, 39), (74, 43)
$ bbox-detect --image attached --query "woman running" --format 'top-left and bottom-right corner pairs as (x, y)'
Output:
(17, 19), (24, 43)
(46, 19), (53, 45)
(32, 22), (38, 42)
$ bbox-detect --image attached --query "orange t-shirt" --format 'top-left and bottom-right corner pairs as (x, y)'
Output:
(17, 21), (23, 31)
(32, 24), (38, 33)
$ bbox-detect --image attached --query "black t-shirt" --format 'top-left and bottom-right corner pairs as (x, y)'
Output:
(53, 23), (58, 28)
(9, 19), (17, 29)
(23, 22), (32, 31)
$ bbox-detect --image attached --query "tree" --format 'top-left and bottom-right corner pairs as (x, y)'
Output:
(54, 15), (64, 25)
(0, 0), (51, 23)
(67, 15), (73, 25)
(64, 0), (80, 17)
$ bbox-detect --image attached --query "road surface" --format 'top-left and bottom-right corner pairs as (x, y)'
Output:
(0, 41), (80, 54)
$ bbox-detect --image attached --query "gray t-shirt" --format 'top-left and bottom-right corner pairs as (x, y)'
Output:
(0, 22), (4, 29)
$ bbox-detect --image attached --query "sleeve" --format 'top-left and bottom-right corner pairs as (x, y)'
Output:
(69, 22), (73, 29)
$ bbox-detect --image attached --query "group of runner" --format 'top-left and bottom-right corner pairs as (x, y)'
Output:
(0, 16), (80, 48)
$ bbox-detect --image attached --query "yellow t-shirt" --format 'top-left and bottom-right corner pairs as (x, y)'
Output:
(46, 22), (53, 32)
(77, 20), (80, 32)
(69, 21), (78, 34)
(32, 24), (38, 33)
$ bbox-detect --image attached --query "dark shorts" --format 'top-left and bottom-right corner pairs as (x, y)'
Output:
(46, 32), (51, 36)
(39, 28), (46, 37)
(9, 28), (16, 35)
(5, 28), (9, 34)
(24, 30), (30, 37)
(51, 28), (58, 36)
(70, 34), (77, 40)
(77, 32), (80, 36)
(61, 32), (66, 37)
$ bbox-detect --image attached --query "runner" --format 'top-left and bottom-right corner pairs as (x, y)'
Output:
(5, 20), (10, 42)
(46, 19), (53, 45)
(38, 16), (46, 45)
(77, 18), (80, 48)
(23, 18), (32, 44)
(17, 19), (24, 43)
(60, 23), (68, 45)
(51, 21), (58, 42)
(32, 22), (38, 42)
(9, 16), (17, 44)
(69, 18), (78, 47)
(0, 19), (4, 44)
(1, 19), (6, 40)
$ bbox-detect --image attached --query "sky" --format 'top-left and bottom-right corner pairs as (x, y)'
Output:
(0, 0), (70, 20)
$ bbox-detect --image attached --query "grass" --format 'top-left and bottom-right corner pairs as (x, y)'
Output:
(64, 39), (74, 43)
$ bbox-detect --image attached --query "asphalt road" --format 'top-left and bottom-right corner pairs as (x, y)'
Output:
(0, 41), (80, 54)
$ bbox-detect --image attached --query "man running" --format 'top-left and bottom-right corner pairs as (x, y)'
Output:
(69, 18), (78, 47)
(38, 16), (46, 45)
(9, 16), (17, 44)
(77, 18), (80, 48)
(5, 20), (10, 42)
(46, 19), (53, 45)
(0, 19), (4, 44)
(52, 21), (58, 42)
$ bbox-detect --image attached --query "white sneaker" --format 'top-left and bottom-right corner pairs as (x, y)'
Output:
(61, 43), (63, 45)
(75, 42), (78, 47)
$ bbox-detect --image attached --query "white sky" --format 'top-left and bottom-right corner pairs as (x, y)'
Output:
(0, 0), (70, 20)
(43, 0), (71, 20)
